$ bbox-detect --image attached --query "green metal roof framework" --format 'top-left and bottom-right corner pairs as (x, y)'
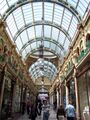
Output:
(0, 0), (89, 81)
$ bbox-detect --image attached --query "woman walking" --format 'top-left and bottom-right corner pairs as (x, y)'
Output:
(57, 104), (65, 120)
(42, 100), (50, 120)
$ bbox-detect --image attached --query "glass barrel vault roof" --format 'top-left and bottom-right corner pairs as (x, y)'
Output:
(29, 58), (57, 81)
(0, 0), (90, 80)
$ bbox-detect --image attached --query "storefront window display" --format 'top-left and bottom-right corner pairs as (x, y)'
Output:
(1, 77), (11, 119)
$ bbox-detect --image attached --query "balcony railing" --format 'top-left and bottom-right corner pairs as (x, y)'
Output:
(78, 40), (90, 63)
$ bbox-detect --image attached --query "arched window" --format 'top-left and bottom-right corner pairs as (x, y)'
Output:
(79, 40), (84, 58)
(80, 40), (83, 50)
(0, 37), (4, 62)
(86, 34), (90, 48)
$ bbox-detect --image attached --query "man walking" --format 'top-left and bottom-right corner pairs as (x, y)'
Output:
(65, 101), (76, 120)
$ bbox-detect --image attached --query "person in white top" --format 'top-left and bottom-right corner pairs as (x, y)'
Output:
(65, 101), (76, 120)
(42, 100), (50, 120)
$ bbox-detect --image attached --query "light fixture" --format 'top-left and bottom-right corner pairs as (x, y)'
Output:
(41, 80), (44, 85)
(39, 44), (44, 58)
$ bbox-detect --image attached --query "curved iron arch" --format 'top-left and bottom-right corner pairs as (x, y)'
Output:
(3, 0), (81, 22)
(29, 59), (57, 80)
(31, 64), (56, 74)
(20, 37), (65, 58)
(20, 37), (64, 51)
(13, 20), (72, 42)
(25, 47), (61, 60)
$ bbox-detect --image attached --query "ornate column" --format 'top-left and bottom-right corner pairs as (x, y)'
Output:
(20, 84), (23, 112)
(0, 65), (6, 116)
(49, 92), (53, 105)
(73, 68), (80, 120)
(65, 80), (69, 106)
(11, 80), (17, 113)
(23, 87), (27, 102)
(57, 88), (59, 108)
(59, 85), (62, 105)
(82, 34), (86, 50)
(51, 94), (54, 105)
(0, 22), (8, 116)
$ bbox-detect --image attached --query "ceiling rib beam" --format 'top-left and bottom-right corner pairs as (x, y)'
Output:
(29, 59), (57, 80)
(25, 46), (61, 60)
(3, 0), (81, 22)
(20, 37), (64, 52)
(13, 21), (72, 42)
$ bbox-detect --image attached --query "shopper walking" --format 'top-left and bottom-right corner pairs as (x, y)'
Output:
(65, 101), (76, 120)
(42, 100), (50, 120)
(57, 104), (65, 120)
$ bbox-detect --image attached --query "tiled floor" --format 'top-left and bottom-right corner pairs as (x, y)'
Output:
(17, 107), (57, 120)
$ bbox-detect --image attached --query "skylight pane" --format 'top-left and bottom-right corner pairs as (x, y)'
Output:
(22, 4), (33, 24)
(35, 25), (42, 37)
(33, 2), (42, 21)
(68, 17), (78, 38)
(58, 32), (65, 45)
(7, 0), (18, 6)
(44, 3), (53, 21)
(62, 22), (70, 31)
(68, 29), (75, 38)
(64, 38), (70, 51)
(45, 13), (52, 21)
(53, 16), (62, 25)
(16, 36), (23, 50)
(77, 0), (89, 17)
(64, 9), (72, 18)
(77, 5), (86, 16)
(13, 7), (24, 29)
(6, 14), (17, 37)
(0, 0), (8, 15)
(27, 27), (35, 40)
(67, 0), (77, 8)
(44, 41), (50, 48)
(50, 43), (56, 51)
(56, 46), (61, 55)
(31, 42), (37, 50)
(71, 18), (78, 26)
(37, 41), (42, 48)
(44, 25), (51, 38)
(61, 50), (64, 58)
(34, 14), (42, 21)
(52, 27), (59, 40)
(25, 45), (31, 54)
(62, 9), (72, 30)
(20, 30), (28, 45)
(54, 4), (63, 25)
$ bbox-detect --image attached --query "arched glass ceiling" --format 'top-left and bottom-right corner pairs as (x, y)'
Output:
(0, 0), (89, 59)
(29, 58), (57, 81)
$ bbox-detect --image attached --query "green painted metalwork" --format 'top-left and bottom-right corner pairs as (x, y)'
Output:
(78, 40), (90, 63)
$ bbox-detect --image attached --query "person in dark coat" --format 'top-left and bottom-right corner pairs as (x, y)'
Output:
(22, 101), (26, 114)
(30, 103), (37, 120)
(37, 100), (42, 115)
(57, 104), (65, 120)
